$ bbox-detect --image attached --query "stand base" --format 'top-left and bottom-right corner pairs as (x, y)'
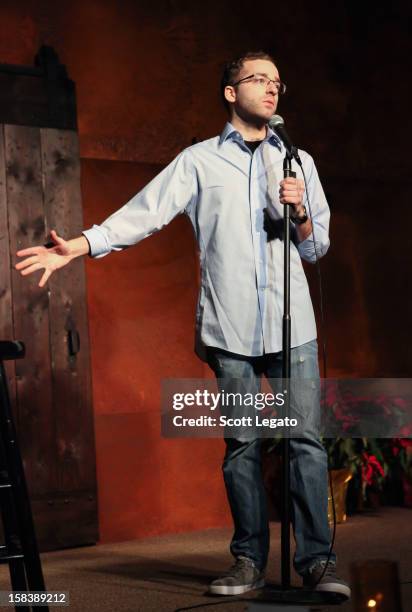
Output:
(254, 584), (348, 606)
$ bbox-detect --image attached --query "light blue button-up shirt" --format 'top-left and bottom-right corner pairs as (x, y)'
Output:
(83, 122), (330, 359)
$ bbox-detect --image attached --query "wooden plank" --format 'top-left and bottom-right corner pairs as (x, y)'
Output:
(5, 124), (57, 497)
(0, 125), (17, 411)
(41, 128), (98, 542)
(32, 494), (97, 552)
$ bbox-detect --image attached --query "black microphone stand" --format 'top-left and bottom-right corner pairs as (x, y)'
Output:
(254, 151), (343, 606)
(280, 151), (293, 590)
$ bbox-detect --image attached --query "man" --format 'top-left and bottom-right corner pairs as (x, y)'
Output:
(16, 51), (350, 600)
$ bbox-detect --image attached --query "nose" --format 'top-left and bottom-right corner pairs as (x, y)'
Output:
(266, 80), (278, 94)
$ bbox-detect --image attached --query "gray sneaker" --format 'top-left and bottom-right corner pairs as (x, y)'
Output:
(209, 556), (265, 595)
(303, 560), (351, 600)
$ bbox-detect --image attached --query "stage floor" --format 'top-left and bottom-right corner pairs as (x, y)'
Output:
(0, 506), (411, 611)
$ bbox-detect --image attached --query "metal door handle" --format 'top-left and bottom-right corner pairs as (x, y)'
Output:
(67, 330), (80, 356)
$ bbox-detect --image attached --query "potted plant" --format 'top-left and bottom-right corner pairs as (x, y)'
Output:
(264, 380), (411, 519)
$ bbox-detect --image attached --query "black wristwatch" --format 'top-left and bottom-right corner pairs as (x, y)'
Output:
(291, 205), (308, 225)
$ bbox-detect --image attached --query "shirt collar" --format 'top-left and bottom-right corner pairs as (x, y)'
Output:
(219, 121), (282, 151)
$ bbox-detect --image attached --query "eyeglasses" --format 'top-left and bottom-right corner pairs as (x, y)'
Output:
(231, 74), (287, 95)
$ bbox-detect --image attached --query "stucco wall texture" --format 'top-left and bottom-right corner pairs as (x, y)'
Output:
(1, 0), (410, 542)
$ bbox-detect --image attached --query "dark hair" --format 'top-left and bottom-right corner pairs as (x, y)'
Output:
(220, 51), (277, 113)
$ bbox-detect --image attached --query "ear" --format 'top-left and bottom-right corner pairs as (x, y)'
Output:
(224, 85), (236, 105)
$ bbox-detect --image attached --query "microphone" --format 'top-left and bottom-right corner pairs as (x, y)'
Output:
(269, 115), (302, 165)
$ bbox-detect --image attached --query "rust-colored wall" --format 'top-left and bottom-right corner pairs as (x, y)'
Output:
(80, 158), (231, 541)
(2, 0), (408, 171)
(1, 0), (410, 541)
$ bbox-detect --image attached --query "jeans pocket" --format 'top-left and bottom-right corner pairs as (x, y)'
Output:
(291, 340), (320, 380)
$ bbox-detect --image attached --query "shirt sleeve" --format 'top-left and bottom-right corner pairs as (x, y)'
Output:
(295, 152), (330, 264)
(82, 149), (198, 258)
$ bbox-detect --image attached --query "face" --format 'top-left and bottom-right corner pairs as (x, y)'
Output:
(225, 59), (280, 125)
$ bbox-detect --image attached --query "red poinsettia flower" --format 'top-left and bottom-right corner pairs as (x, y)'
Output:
(361, 452), (385, 486)
(368, 454), (385, 476)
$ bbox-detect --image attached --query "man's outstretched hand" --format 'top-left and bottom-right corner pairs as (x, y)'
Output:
(15, 230), (89, 288)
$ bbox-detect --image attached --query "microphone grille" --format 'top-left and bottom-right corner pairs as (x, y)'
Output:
(269, 114), (284, 129)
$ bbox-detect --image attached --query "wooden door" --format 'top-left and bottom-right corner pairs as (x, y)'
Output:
(0, 47), (98, 551)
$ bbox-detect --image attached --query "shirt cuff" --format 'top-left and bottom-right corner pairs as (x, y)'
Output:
(297, 232), (329, 262)
(82, 225), (111, 258)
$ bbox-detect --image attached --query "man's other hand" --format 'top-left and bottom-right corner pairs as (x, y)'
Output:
(16, 229), (74, 288)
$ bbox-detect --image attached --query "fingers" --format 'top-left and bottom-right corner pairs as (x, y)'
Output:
(15, 255), (40, 271)
(50, 229), (65, 245)
(280, 177), (304, 188)
(279, 190), (303, 205)
(279, 179), (304, 192)
(39, 269), (52, 288)
(15, 229), (61, 288)
(16, 246), (43, 258)
(280, 186), (304, 196)
(279, 177), (304, 205)
(19, 263), (44, 276)
(15, 256), (52, 287)
(16, 230), (63, 259)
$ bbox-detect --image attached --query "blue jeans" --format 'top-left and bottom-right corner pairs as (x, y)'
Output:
(207, 339), (336, 575)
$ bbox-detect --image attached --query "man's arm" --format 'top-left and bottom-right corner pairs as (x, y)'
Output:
(16, 149), (197, 285)
(80, 149), (197, 259)
(291, 154), (330, 264)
